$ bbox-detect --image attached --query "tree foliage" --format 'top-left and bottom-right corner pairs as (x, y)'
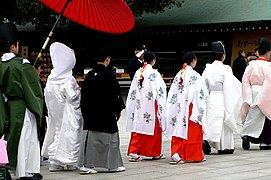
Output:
(0, 0), (183, 28)
(126, 0), (184, 17)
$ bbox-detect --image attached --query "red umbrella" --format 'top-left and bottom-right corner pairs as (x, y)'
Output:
(40, 0), (135, 33)
(34, 0), (135, 66)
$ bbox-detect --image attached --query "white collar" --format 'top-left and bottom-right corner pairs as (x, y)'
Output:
(138, 59), (143, 63)
(213, 60), (223, 65)
(2, 53), (16, 62)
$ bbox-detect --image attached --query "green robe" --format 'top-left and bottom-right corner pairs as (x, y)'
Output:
(0, 56), (43, 170)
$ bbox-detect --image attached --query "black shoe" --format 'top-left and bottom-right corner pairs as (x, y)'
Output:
(259, 146), (271, 150)
(20, 173), (43, 180)
(218, 149), (234, 154)
(202, 140), (211, 155)
(242, 136), (250, 150)
(20, 177), (39, 180)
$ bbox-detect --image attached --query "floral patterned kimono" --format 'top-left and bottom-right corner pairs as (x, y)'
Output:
(126, 63), (167, 157)
(166, 65), (207, 162)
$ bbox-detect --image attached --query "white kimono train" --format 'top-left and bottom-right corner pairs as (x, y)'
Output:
(165, 65), (207, 139)
(202, 60), (241, 150)
(41, 42), (82, 166)
(126, 64), (167, 135)
(241, 59), (271, 138)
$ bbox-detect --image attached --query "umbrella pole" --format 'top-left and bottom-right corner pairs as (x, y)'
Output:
(33, 0), (72, 67)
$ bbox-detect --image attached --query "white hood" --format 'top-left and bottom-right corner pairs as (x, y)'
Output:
(48, 42), (76, 84)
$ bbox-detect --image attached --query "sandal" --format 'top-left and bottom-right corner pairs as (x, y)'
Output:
(129, 156), (143, 162)
(80, 169), (97, 175)
(152, 154), (166, 160)
(169, 156), (184, 165)
(80, 166), (97, 175)
(169, 159), (184, 165)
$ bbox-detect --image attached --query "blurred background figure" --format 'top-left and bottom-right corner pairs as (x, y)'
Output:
(127, 44), (145, 80)
(232, 49), (247, 82)
(32, 60), (49, 166)
(247, 47), (259, 62)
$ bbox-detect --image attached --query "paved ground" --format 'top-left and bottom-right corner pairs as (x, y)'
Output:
(11, 105), (271, 180)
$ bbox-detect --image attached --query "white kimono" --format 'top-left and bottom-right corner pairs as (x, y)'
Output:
(41, 42), (82, 166)
(126, 64), (167, 135)
(202, 60), (241, 150)
(241, 59), (271, 138)
(166, 65), (207, 139)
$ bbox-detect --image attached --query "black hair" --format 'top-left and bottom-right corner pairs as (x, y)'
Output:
(95, 47), (111, 62)
(183, 51), (196, 65)
(144, 51), (156, 63)
(258, 38), (270, 55)
(0, 41), (17, 53)
(212, 53), (224, 61)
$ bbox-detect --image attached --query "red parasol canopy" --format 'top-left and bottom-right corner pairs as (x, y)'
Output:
(34, 0), (135, 66)
(40, 0), (135, 34)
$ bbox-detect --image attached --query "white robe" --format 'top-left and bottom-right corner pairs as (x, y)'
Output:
(165, 65), (207, 139)
(202, 60), (241, 149)
(241, 59), (271, 138)
(16, 109), (40, 178)
(41, 42), (82, 165)
(126, 64), (167, 135)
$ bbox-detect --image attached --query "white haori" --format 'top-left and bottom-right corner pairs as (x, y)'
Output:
(165, 66), (207, 140)
(16, 109), (40, 178)
(126, 64), (167, 135)
(203, 61), (241, 143)
(241, 60), (271, 122)
(241, 87), (265, 138)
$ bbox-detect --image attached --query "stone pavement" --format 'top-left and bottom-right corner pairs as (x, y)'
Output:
(13, 108), (271, 180)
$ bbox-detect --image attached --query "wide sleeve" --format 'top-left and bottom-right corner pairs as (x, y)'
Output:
(114, 78), (126, 113)
(241, 66), (252, 121)
(257, 64), (271, 120)
(201, 68), (210, 100)
(21, 64), (43, 127)
(190, 75), (207, 135)
(64, 77), (81, 108)
(223, 68), (241, 133)
(165, 75), (179, 136)
(126, 70), (139, 132)
(80, 72), (93, 122)
(155, 72), (167, 132)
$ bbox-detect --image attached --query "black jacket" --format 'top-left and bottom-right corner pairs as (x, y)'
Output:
(232, 55), (247, 82)
(128, 56), (143, 80)
(81, 64), (125, 133)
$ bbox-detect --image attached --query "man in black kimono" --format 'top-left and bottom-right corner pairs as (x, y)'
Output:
(78, 48), (126, 175)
